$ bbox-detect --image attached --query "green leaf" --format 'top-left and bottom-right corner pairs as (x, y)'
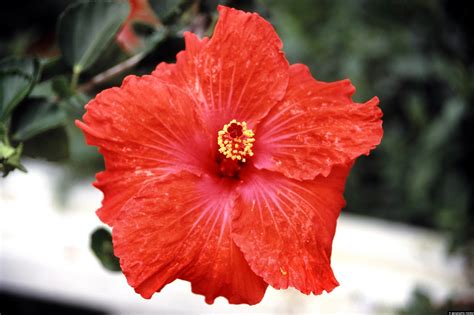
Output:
(0, 141), (15, 159)
(83, 40), (128, 77)
(40, 57), (70, 80)
(132, 21), (157, 38)
(30, 80), (55, 100)
(0, 142), (26, 177)
(0, 57), (40, 82)
(57, 0), (130, 73)
(22, 127), (69, 161)
(12, 99), (67, 141)
(60, 92), (91, 119)
(0, 57), (41, 122)
(149, 0), (193, 24)
(30, 76), (74, 101)
(141, 27), (169, 55)
(51, 76), (74, 99)
(137, 35), (184, 71)
(90, 227), (121, 272)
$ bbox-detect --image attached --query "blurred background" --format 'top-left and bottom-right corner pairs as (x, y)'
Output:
(1, 0), (473, 314)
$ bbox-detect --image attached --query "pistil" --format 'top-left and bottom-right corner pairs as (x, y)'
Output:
(217, 119), (255, 163)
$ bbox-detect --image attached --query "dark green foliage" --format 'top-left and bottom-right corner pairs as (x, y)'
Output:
(263, 0), (473, 252)
(12, 98), (67, 141)
(90, 228), (121, 272)
(22, 127), (70, 162)
(57, 0), (130, 73)
(0, 57), (40, 121)
(0, 57), (41, 174)
(0, 141), (26, 177)
(398, 288), (474, 315)
(149, 0), (194, 25)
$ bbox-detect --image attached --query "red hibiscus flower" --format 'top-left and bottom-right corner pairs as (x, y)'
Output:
(77, 6), (383, 305)
(117, 0), (159, 53)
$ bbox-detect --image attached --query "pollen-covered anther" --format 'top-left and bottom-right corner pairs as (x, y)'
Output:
(217, 119), (255, 163)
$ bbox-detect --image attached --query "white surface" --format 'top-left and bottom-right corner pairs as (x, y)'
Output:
(0, 160), (469, 314)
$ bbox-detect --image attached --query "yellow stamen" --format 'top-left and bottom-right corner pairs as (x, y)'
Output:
(217, 119), (255, 162)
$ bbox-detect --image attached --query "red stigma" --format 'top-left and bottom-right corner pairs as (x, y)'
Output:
(227, 123), (243, 138)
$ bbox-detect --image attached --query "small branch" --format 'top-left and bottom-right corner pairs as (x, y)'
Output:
(78, 52), (145, 94)
(70, 66), (81, 91)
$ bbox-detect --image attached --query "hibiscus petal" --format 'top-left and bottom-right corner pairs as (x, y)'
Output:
(232, 164), (351, 295)
(113, 172), (268, 304)
(253, 64), (383, 180)
(76, 75), (214, 224)
(152, 5), (289, 132)
(93, 168), (167, 224)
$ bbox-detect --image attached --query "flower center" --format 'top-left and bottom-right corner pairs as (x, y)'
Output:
(217, 119), (255, 163)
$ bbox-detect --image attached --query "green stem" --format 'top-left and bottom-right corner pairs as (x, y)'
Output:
(71, 66), (81, 91)
(0, 123), (9, 146)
